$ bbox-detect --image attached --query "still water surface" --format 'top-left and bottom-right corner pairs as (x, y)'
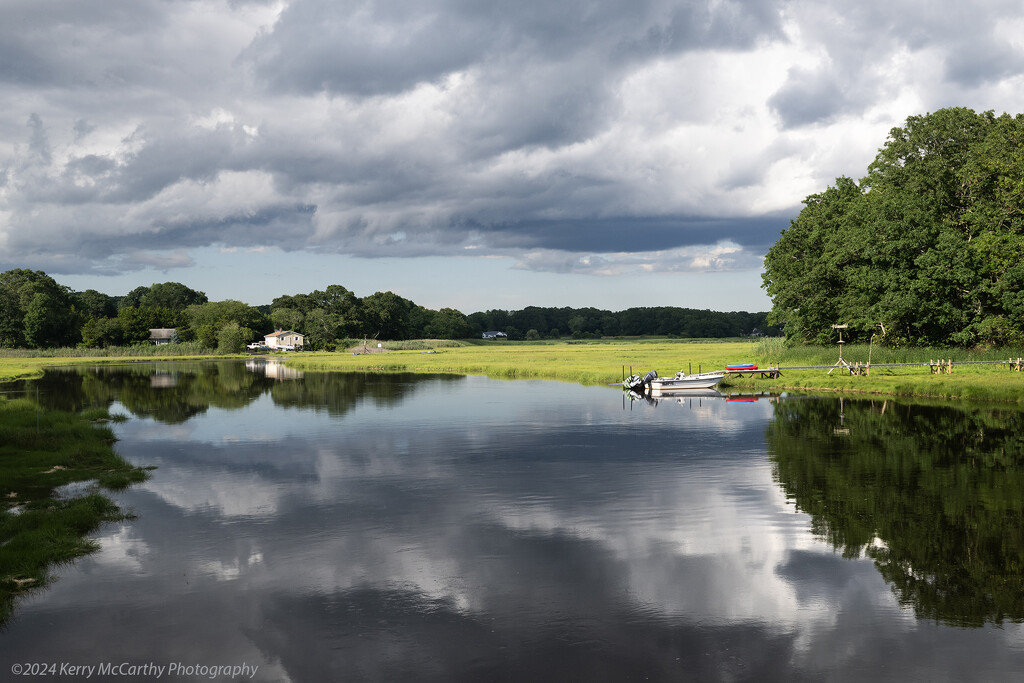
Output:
(3, 361), (1024, 681)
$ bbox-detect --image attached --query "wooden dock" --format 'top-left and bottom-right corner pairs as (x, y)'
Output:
(727, 365), (783, 379)
(740, 358), (1024, 376)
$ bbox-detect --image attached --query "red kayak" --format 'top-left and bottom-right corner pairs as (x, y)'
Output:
(726, 363), (758, 371)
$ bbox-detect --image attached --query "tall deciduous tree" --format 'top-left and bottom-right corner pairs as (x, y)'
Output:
(23, 293), (73, 348)
(361, 291), (414, 340)
(763, 107), (1024, 347)
(140, 282), (208, 310)
(423, 308), (472, 339)
(0, 269), (79, 347)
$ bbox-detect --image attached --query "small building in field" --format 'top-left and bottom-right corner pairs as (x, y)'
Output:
(482, 331), (507, 339)
(265, 330), (305, 350)
(149, 328), (177, 345)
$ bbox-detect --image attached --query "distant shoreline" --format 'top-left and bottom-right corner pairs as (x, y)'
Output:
(2, 340), (1023, 404)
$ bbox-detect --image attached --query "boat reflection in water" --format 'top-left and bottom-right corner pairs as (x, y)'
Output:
(626, 389), (781, 410)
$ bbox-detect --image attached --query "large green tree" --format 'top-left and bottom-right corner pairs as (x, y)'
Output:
(360, 291), (415, 340)
(0, 269), (79, 348)
(423, 307), (473, 339)
(23, 293), (73, 348)
(763, 107), (1024, 347)
(140, 282), (208, 310)
(185, 300), (270, 348)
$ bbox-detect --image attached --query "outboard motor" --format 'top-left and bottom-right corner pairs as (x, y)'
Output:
(624, 369), (658, 392)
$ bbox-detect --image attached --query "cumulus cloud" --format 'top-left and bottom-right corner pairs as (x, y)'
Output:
(2, 0), (1024, 277)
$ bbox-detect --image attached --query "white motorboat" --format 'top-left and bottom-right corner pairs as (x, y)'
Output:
(648, 370), (726, 393)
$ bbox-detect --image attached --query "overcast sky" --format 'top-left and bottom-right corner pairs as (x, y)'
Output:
(3, 0), (1024, 312)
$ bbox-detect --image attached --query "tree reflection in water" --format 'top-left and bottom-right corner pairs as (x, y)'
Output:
(767, 397), (1024, 627)
(28, 362), (465, 424)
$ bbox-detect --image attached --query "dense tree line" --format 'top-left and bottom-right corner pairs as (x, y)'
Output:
(763, 107), (1024, 348)
(468, 306), (770, 340)
(0, 269), (770, 351)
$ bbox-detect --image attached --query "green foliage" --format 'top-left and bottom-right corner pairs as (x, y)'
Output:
(23, 293), (74, 348)
(184, 300), (269, 351)
(139, 282), (207, 310)
(423, 307), (473, 339)
(79, 316), (124, 348)
(271, 307), (304, 333)
(0, 287), (23, 348)
(216, 321), (254, 354)
(73, 289), (117, 319)
(0, 270), (78, 348)
(3, 268), (775, 353)
(185, 300), (268, 334)
(0, 342), (214, 362)
(764, 108), (1024, 348)
(116, 306), (183, 345)
(0, 396), (149, 623)
(303, 309), (345, 350)
(361, 291), (416, 340)
(471, 306), (770, 339)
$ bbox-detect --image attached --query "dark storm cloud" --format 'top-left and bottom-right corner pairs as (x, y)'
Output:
(768, 68), (847, 128)
(244, 0), (785, 155)
(944, 42), (1024, 87)
(463, 214), (787, 254)
(3, 0), (1024, 277)
(0, 0), (168, 87)
(248, 0), (784, 98)
(768, 0), (1024, 131)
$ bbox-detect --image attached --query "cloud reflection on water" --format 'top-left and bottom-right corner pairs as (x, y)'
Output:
(5, 371), (1023, 682)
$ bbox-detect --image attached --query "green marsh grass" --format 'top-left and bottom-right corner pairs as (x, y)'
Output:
(0, 396), (148, 623)
(287, 338), (759, 386)
(745, 338), (1024, 402)
(284, 338), (1024, 403)
(0, 348), (244, 382)
(0, 341), (216, 358)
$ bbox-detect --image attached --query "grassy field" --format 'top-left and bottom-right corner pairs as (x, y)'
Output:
(0, 352), (246, 382)
(282, 338), (1024, 403)
(287, 338), (758, 386)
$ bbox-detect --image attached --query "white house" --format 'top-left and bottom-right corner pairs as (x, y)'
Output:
(481, 331), (507, 339)
(264, 330), (305, 350)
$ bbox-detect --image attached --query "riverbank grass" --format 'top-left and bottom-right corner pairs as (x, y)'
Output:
(2, 338), (1023, 402)
(282, 338), (1024, 403)
(286, 339), (754, 386)
(0, 352), (245, 382)
(0, 397), (148, 623)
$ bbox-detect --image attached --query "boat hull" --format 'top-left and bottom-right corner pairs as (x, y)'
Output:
(648, 372), (726, 393)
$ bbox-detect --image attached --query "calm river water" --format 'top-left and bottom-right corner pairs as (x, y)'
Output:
(3, 360), (1024, 682)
